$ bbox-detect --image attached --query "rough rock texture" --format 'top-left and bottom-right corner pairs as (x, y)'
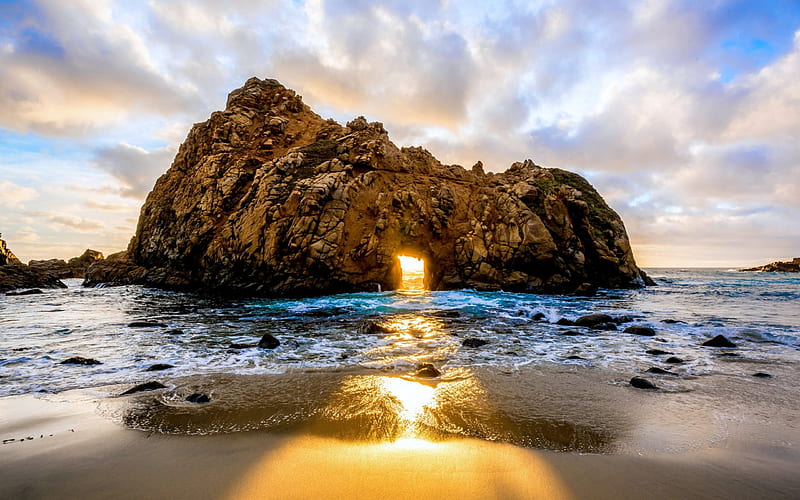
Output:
(740, 258), (800, 272)
(0, 236), (21, 266)
(85, 77), (651, 295)
(29, 249), (104, 279)
(0, 237), (68, 293)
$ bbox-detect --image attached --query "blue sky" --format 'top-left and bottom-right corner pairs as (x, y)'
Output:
(1, 0), (799, 266)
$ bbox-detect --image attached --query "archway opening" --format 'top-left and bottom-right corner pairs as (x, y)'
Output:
(397, 255), (425, 291)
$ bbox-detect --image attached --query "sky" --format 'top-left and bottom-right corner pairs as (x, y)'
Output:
(1, 0), (799, 267)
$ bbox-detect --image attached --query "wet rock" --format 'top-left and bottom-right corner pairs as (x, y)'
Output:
(646, 367), (676, 375)
(120, 381), (166, 395)
(258, 333), (280, 349)
(623, 325), (656, 336)
(462, 338), (489, 348)
(415, 363), (441, 378)
(560, 330), (583, 336)
(613, 315), (634, 324)
(594, 322), (618, 331)
(185, 393), (210, 403)
(6, 288), (44, 296)
(84, 78), (651, 296)
(661, 319), (685, 324)
(165, 329), (184, 335)
(532, 312), (546, 321)
(0, 264), (67, 293)
(61, 356), (102, 365)
(702, 334), (737, 348)
(752, 372), (772, 378)
(573, 282), (597, 296)
(630, 377), (658, 390)
(646, 349), (671, 356)
(565, 355), (585, 360)
(555, 318), (575, 326)
(357, 320), (392, 335)
(574, 313), (613, 327)
(145, 363), (175, 371)
(128, 321), (167, 328)
(665, 357), (684, 364)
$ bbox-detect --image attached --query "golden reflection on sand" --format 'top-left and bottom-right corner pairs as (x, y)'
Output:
(379, 377), (436, 426)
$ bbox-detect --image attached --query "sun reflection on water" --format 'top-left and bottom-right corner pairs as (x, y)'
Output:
(379, 377), (436, 424)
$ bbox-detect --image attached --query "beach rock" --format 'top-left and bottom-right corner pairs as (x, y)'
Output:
(630, 377), (658, 389)
(357, 319), (392, 335)
(462, 338), (489, 348)
(0, 264), (68, 293)
(415, 363), (441, 378)
(613, 315), (634, 324)
(646, 349), (671, 356)
(6, 288), (44, 296)
(532, 312), (546, 321)
(258, 333), (280, 349)
(702, 334), (737, 348)
(565, 355), (585, 360)
(573, 282), (597, 296)
(646, 367), (675, 375)
(665, 357), (684, 364)
(84, 77), (651, 296)
(560, 330), (583, 336)
(624, 325), (656, 336)
(120, 381), (167, 395)
(752, 372), (772, 378)
(186, 393), (211, 403)
(0, 236), (22, 266)
(574, 313), (614, 327)
(145, 363), (175, 371)
(661, 319), (685, 324)
(61, 356), (102, 365)
(165, 329), (184, 335)
(128, 321), (168, 328)
(740, 258), (800, 273)
(555, 318), (575, 326)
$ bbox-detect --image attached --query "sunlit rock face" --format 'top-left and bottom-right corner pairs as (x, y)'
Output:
(87, 77), (650, 295)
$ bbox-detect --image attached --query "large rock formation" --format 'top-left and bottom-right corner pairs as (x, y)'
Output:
(85, 77), (652, 295)
(29, 249), (104, 279)
(0, 236), (67, 293)
(740, 258), (800, 273)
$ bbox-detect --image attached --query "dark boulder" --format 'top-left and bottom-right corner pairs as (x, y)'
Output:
(574, 313), (613, 327)
(630, 377), (658, 390)
(661, 319), (685, 324)
(186, 393), (210, 403)
(560, 330), (583, 336)
(646, 349), (671, 356)
(565, 355), (585, 360)
(145, 363), (175, 371)
(6, 288), (44, 296)
(624, 325), (656, 336)
(128, 321), (168, 328)
(258, 333), (280, 349)
(752, 372), (772, 378)
(702, 334), (736, 348)
(462, 338), (489, 348)
(555, 318), (575, 326)
(594, 322), (618, 331)
(665, 357), (684, 364)
(358, 319), (392, 335)
(120, 381), (166, 395)
(61, 356), (102, 365)
(415, 363), (441, 378)
(612, 315), (634, 324)
(532, 312), (546, 321)
(646, 367), (675, 375)
(573, 283), (597, 296)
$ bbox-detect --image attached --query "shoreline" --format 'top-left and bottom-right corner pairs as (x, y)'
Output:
(3, 365), (799, 499)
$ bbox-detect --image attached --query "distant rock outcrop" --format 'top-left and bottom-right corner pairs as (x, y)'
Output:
(740, 258), (800, 273)
(85, 77), (652, 295)
(29, 249), (104, 279)
(0, 236), (67, 293)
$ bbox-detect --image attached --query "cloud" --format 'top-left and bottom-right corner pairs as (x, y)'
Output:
(92, 143), (177, 197)
(0, 180), (37, 208)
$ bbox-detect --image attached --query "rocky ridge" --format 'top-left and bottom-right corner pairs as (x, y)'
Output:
(0, 236), (68, 293)
(29, 249), (104, 279)
(86, 77), (652, 295)
(740, 258), (800, 273)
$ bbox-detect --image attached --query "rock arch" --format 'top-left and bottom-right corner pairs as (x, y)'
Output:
(87, 78), (652, 295)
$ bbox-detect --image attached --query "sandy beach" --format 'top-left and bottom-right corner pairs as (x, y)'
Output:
(2, 364), (798, 499)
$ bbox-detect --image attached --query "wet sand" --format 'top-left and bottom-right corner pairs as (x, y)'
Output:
(2, 365), (799, 499)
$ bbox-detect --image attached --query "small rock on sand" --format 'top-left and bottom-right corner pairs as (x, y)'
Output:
(630, 377), (658, 390)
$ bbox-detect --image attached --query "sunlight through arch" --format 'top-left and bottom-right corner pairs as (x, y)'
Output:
(397, 255), (425, 290)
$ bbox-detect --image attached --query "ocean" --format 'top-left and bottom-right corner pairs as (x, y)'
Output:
(2, 268), (798, 399)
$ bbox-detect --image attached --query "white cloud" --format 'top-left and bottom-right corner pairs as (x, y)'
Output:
(0, 181), (37, 208)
